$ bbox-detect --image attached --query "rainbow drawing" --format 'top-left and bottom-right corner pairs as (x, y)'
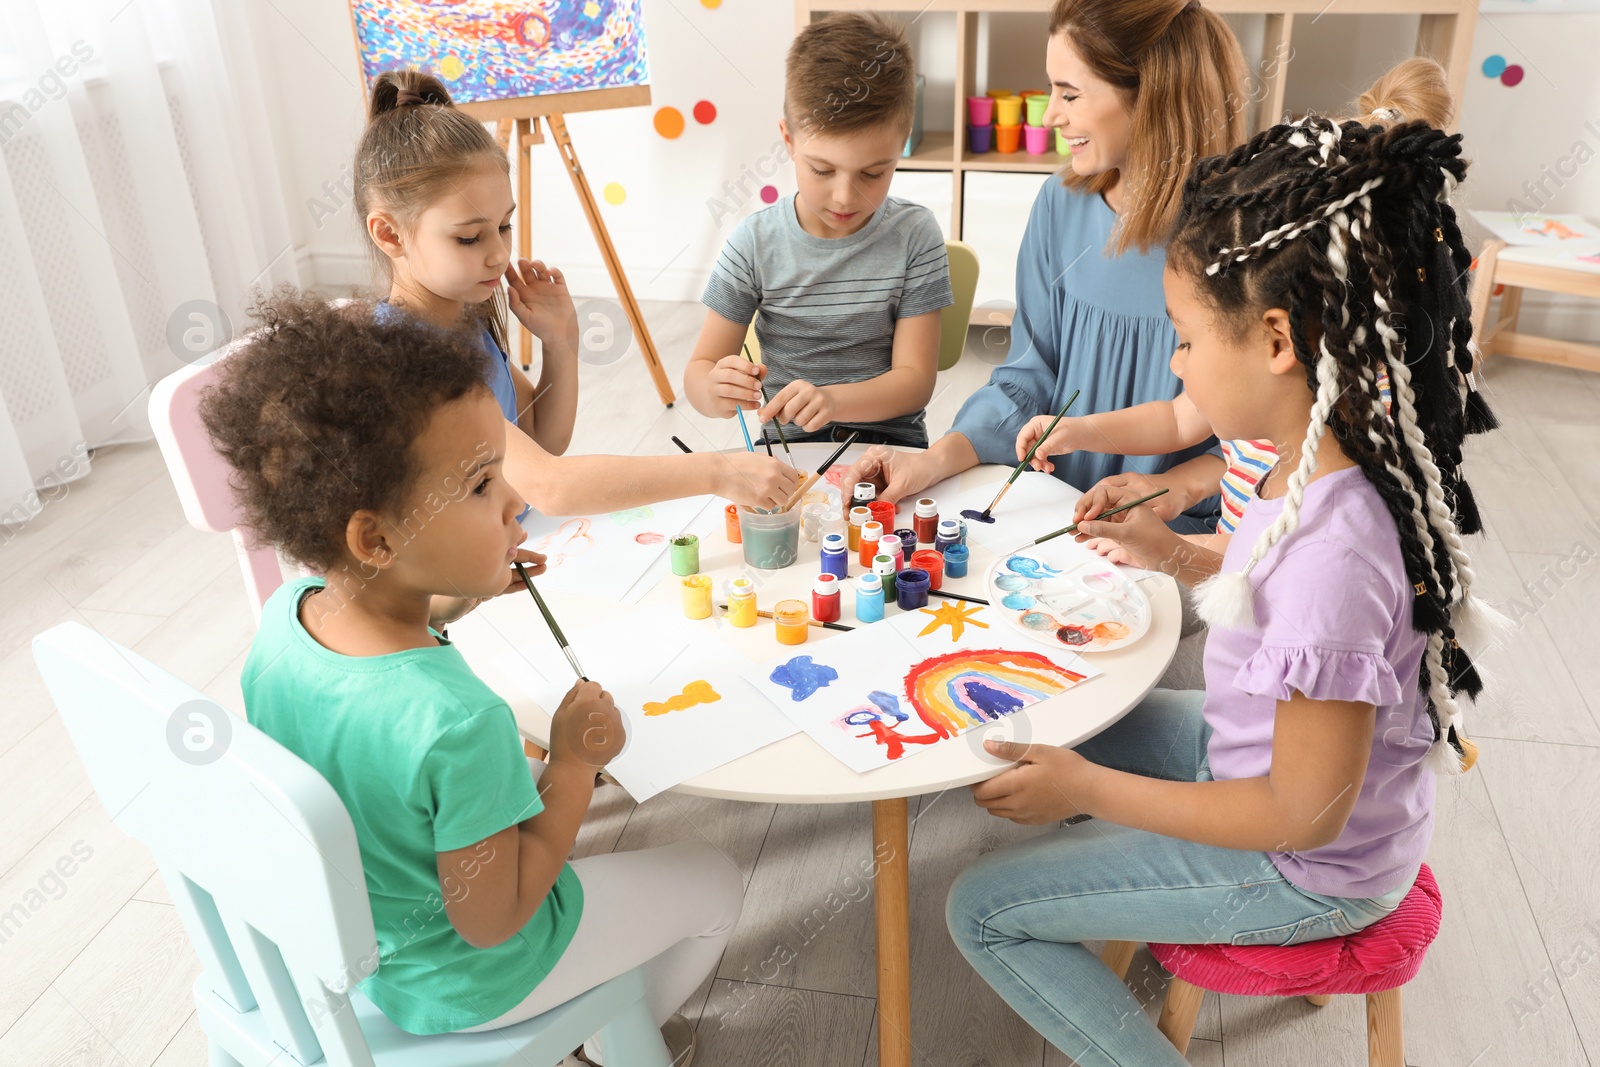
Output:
(902, 649), (1086, 737)
(349, 0), (650, 105)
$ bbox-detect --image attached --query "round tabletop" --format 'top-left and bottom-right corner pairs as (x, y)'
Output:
(451, 443), (1181, 804)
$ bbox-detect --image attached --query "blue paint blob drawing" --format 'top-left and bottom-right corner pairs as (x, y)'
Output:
(1006, 555), (1062, 580)
(1001, 593), (1036, 610)
(769, 655), (840, 701)
(840, 690), (909, 726)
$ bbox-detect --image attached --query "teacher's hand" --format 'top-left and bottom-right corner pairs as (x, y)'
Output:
(840, 445), (942, 506)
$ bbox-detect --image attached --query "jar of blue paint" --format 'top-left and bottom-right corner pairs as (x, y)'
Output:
(942, 543), (970, 579)
(896, 568), (930, 610)
(935, 519), (961, 553)
(820, 532), (850, 579)
(854, 573), (885, 623)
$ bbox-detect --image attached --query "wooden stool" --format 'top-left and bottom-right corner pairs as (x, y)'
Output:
(1099, 864), (1442, 1066)
(1470, 239), (1600, 373)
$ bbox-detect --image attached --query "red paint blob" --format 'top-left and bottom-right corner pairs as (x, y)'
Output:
(760, 185), (780, 204)
(634, 532), (665, 545)
(1501, 65), (1524, 87)
(693, 100), (717, 125)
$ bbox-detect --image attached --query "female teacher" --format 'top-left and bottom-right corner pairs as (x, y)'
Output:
(846, 0), (1250, 534)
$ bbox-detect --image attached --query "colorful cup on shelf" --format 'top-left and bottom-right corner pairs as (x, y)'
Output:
(1025, 93), (1049, 127)
(995, 123), (1022, 153)
(994, 95), (1023, 127)
(1023, 124), (1050, 155)
(985, 88), (1014, 100)
(966, 95), (995, 126)
(1056, 127), (1071, 155)
(968, 123), (993, 154)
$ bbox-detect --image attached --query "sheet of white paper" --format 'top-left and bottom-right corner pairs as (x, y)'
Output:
(926, 470), (1082, 556)
(744, 602), (1099, 773)
(492, 609), (798, 802)
(1470, 210), (1600, 250)
(519, 496), (715, 602)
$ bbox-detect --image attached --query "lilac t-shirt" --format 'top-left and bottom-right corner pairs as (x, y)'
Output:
(1202, 465), (1435, 899)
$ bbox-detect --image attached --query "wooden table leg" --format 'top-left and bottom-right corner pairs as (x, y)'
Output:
(872, 797), (912, 1067)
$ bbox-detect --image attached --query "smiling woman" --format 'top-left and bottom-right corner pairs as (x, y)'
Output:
(843, 0), (1250, 535)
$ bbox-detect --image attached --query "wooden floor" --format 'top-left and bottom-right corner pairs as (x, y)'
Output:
(3, 299), (1598, 1067)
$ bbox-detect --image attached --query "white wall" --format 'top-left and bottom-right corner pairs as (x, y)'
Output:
(248, 3), (1600, 337)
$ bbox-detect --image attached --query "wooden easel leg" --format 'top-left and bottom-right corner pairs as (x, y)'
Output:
(548, 113), (677, 407)
(871, 797), (912, 1067)
(516, 117), (536, 371)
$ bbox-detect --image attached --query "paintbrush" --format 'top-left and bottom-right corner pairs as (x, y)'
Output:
(964, 389), (1081, 524)
(719, 605), (854, 632)
(743, 343), (793, 465)
(780, 430), (860, 513)
(514, 562), (588, 680)
(671, 436), (694, 454)
(929, 588), (990, 606)
(733, 407), (758, 455)
(1029, 488), (1171, 546)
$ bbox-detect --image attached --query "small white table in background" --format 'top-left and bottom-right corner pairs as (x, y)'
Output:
(450, 444), (1182, 1067)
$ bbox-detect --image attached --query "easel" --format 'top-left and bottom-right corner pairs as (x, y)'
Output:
(472, 100), (676, 407)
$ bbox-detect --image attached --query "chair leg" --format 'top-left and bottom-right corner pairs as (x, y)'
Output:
(597, 999), (673, 1067)
(1306, 994), (1332, 1007)
(1366, 988), (1404, 1067)
(1157, 977), (1206, 1056)
(1101, 939), (1138, 981)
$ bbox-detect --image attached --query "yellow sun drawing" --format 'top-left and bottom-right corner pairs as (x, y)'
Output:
(917, 601), (989, 641)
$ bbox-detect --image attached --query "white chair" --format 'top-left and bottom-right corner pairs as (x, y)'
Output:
(32, 621), (672, 1067)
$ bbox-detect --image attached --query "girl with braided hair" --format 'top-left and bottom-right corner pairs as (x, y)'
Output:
(945, 113), (1501, 1065)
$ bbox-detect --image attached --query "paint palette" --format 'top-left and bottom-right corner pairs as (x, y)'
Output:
(985, 548), (1151, 653)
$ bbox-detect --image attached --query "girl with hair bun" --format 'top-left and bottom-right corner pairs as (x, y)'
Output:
(355, 69), (800, 513)
(945, 109), (1501, 1064)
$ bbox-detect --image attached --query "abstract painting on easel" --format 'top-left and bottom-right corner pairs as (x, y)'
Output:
(349, 0), (650, 104)
(746, 605), (1100, 774)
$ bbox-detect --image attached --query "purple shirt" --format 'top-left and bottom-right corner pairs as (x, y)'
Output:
(1203, 466), (1435, 898)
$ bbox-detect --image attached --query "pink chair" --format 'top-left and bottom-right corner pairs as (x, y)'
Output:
(1105, 864), (1443, 1066)
(149, 339), (287, 623)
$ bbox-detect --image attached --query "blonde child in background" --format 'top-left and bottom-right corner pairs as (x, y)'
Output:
(684, 13), (953, 448)
(359, 70), (799, 513)
(1016, 59), (1453, 557)
(204, 292), (740, 1065)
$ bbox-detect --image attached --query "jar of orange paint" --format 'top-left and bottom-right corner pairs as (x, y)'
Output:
(773, 600), (810, 645)
(725, 503), (742, 543)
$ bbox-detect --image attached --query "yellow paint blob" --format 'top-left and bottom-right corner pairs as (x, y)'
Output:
(439, 54), (464, 80)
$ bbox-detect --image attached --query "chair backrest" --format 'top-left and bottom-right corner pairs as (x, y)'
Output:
(34, 621), (381, 1067)
(939, 240), (981, 372)
(742, 239), (981, 375)
(149, 339), (285, 623)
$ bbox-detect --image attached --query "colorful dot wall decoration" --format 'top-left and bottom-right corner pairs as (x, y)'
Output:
(653, 107), (685, 139)
(693, 100), (717, 125)
(1501, 64), (1524, 87)
(760, 185), (779, 204)
(1482, 54), (1507, 78)
(602, 183), (626, 205)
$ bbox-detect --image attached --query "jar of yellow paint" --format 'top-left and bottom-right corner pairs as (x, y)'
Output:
(773, 599), (810, 645)
(681, 575), (713, 620)
(724, 577), (758, 627)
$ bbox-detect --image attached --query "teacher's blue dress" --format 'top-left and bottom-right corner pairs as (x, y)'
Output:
(950, 182), (1221, 534)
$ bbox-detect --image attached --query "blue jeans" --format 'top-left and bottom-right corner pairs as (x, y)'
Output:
(945, 689), (1413, 1067)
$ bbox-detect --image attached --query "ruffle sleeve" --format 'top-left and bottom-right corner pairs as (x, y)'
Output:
(1234, 644), (1404, 707)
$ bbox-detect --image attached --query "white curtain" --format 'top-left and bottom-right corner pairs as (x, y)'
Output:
(0, 0), (297, 526)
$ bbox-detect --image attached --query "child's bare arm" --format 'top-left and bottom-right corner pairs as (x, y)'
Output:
(500, 418), (800, 513)
(685, 310), (763, 419)
(1019, 394), (1214, 474)
(437, 681), (623, 949)
(758, 310), (939, 432)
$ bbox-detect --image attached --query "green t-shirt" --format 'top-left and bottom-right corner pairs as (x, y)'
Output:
(241, 577), (583, 1034)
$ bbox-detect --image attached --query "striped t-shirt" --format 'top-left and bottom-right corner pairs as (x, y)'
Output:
(702, 195), (953, 448)
(1215, 369), (1394, 534)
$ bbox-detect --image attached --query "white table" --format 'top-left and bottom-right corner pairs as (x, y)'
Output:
(451, 444), (1181, 1067)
